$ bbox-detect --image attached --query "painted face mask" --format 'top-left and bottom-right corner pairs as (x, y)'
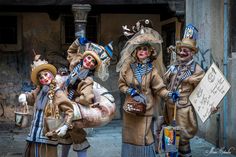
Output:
(136, 46), (150, 61)
(38, 70), (54, 85)
(83, 54), (97, 70)
(177, 47), (193, 63)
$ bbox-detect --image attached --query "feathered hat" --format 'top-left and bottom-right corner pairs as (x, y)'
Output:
(122, 19), (153, 38)
(31, 54), (57, 85)
(176, 24), (198, 53)
(116, 27), (163, 72)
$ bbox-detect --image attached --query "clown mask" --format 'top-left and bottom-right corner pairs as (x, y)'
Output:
(83, 54), (97, 70)
(38, 70), (54, 85)
(136, 46), (151, 61)
(177, 47), (194, 63)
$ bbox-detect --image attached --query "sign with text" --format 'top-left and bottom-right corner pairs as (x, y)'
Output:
(189, 62), (231, 123)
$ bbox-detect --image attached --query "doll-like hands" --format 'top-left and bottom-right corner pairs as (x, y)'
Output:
(127, 88), (146, 104)
(56, 125), (68, 137)
(210, 106), (220, 114)
(78, 37), (88, 46)
(127, 88), (139, 97)
(133, 94), (147, 105)
(18, 93), (27, 104)
(168, 91), (180, 103)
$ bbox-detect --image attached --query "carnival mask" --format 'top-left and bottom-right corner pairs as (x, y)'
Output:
(38, 70), (54, 85)
(177, 47), (194, 63)
(136, 46), (150, 61)
(83, 55), (97, 70)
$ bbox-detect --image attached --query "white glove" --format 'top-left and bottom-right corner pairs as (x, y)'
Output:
(56, 125), (68, 137)
(18, 94), (27, 104)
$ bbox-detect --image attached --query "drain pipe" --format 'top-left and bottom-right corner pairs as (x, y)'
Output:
(223, 0), (229, 149)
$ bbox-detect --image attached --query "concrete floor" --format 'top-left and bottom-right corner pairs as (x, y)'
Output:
(0, 120), (235, 157)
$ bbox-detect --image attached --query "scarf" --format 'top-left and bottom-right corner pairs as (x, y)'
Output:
(131, 59), (153, 84)
(65, 61), (93, 100)
(36, 85), (49, 110)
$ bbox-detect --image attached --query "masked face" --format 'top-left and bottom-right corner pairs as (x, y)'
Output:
(83, 55), (97, 70)
(136, 46), (150, 61)
(177, 47), (194, 63)
(38, 70), (54, 85)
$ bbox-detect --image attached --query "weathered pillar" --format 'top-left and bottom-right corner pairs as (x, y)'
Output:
(72, 4), (91, 38)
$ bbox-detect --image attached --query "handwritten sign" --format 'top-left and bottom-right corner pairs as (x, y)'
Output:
(189, 62), (231, 123)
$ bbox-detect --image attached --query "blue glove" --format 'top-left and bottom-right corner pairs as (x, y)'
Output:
(133, 94), (147, 105)
(79, 37), (88, 46)
(168, 91), (180, 103)
(127, 88), (139, 97)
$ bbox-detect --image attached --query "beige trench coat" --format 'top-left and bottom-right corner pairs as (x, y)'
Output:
(164, 63), (205, 140)
(72, 76), (95, 106)
(63, 39), (93, 149)
(66, 39), (95, 105)
(119, 61), (169, 145)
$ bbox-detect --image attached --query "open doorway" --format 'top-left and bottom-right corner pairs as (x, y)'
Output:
(161, 17), (182, 67)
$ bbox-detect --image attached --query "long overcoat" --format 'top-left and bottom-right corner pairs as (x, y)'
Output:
(119, 61), (169, 145)
(164, 62), (205, 140)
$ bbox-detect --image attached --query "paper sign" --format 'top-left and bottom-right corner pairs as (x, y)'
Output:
(189, 62), (231, 123)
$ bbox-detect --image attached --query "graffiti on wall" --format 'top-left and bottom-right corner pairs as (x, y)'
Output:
(194, 48), (217, 72)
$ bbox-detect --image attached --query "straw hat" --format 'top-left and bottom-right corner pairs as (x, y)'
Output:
(83, 42), (113, 70)
(30, 55), (57, 85)
(81, 42), (113, 81)
(83, 50), (102, 70)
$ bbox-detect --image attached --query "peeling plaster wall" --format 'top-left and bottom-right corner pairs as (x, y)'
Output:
(0, 13), (67, 120)
(186, 0), (236, 152)
(23, 13), (67, 69)
(228, 53), (236, 154)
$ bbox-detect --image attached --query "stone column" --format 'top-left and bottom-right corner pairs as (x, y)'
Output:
(72, 4), (91, 38)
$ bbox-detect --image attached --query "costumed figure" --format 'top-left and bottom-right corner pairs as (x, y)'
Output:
(59, 38), (115, 157)
(164, 24), (205, 157)
(116, 25), (174, 157)
(121, 19), (167, 151)
(18, 55), (74, 157)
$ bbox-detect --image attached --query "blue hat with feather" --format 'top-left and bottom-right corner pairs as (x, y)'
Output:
(176, 24), (198, 53)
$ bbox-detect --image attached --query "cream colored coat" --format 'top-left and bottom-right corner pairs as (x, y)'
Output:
(66, 39), (95, 106)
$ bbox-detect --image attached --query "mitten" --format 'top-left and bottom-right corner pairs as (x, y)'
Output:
(127, 88), (139, 97)
(79, 37), (88, 46)
(18, 93), (27, 104)
(168, 91), (180, 103)
(56, 125), (68, 137)
(133, 94), (147, 105)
